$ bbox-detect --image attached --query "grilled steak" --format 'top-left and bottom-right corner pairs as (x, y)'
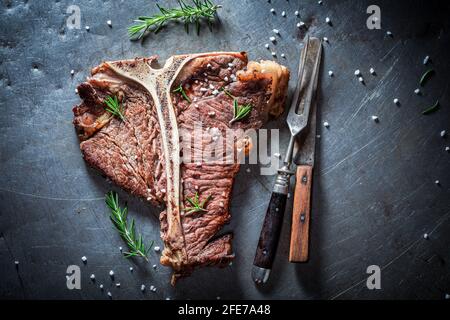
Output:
(72, 52), (289, 284)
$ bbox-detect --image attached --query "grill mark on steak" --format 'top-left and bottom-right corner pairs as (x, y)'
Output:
(72, 52), (289, 284)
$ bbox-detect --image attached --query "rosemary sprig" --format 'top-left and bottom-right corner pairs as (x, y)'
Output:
(173, 84), (191, 103)
(422, 100), (439, 115)
(184, 192), (212, 215)
(229, 99), (253, 125)
(104, 96), (125, 121)
(419, 69), (434, 86)
(105, 191), (152, 261)
(128, 0), (221, 40)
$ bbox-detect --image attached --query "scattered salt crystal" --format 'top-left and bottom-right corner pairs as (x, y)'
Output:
(224, 76), (229, 81)
(386, 31), (393, 37)
(354, 69), (361, 76)
(129, 267), (133, 272)
(107, 292), (112, 298)
(154, 246), (161, 252)
(423, 233), (429, 239)
(394, 98), (399, 105)
(75, 88), (78, 94)
(146, 197), (151, 201)
(230, 74), (236, 81)
(81, 256), (87, 263)
(435, 180), (440, 185)
(208, 111), (216, 116)
(14, 260), (19, 266)
(119, 246), (122, 252)
(246, 168), (251, 173)
(295, 11), (299, 16)
(371, 115), (379, 122)
(152, 264), (157, 269)
(228, 63), (234, 67)
(200, 87), (208, 92)
(207, 63), (212, 68)
(323, 121), (330, 128)
(219, 202), (224, 208)
(264, 43), (269, 49)
(166, 297), (171, 300)
(109, 270), (114, 277)
(269, 36), (276, 42)
(273, 29), (280, 35)
(217, 296), (221, 300)
(423, 55), (430, 65)
(281, 53), (285, 58)
(161, 188), (166, 193)
(318, 0), (323, 4)
(150, 285), (156, 292)
(274, 152), (281, 158)
(270, 8), (275, 14)
(141, 284), (146, 292)
(414, 88), (420, 95)
(85, 26), (90, 31)
(328, 70), (333, 77)
(369, 67), (375, 75)
(99, 284), (104, 290)
(325, 17), (331, 24)
(445, 294), (450, 300)
(297, 21), (305, 28)
(358, 76), (364, 83)
(445, 146), (450, 152)
(440, 130), (446, 137)
(281, 11), (286, 17)
(116, 283), (120, 288)
(70, 69), (75, 75)
(271, 52), (276, 56)
(90, 274), (95, 280)
(323, 37), (328, 42)
(212, 89), (219, 96)
(209, 84), (215, 89)
(107, 20), (112, 27)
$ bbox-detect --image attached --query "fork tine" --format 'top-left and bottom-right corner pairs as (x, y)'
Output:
(289, 35), (310, 117)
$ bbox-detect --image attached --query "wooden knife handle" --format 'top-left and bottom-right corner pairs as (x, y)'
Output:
(289, 165), (313, 262)
(253, 191), (288, 269)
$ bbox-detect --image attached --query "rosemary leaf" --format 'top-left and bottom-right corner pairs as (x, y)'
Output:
(105, 191), (152, 261)
(104, 96), (126, 121)
(229, 99), (253, 125)
(422, 100), (439, 115)
(419, 69), (435, 86)
(128, 0), (221, 40)
(173, 84), (191, 103)
(183, 192), (212, 215)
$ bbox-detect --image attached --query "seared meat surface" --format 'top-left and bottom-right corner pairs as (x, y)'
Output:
(73, 52), (289, 284)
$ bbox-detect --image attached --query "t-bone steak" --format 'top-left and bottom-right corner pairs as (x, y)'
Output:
(72, 52), (290, 284)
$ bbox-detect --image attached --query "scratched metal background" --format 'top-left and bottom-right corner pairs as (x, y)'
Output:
(0, 0), (449, 300)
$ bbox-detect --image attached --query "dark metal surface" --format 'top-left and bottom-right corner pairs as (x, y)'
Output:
(0, 0), (449, 300)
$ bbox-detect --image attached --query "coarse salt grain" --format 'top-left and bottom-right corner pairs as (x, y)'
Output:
(269, 36), (276, 42)
(323, 121), (330, 128)
(394, 98), (399, 105)
(371, 115), (379, 122)
(200, 87), (208, 92)
(209, 84), (215, 89)
(414, 88), (420, 95)
(224, 76), (229, 81)
(154, 246), (161, 252)
(70, 69), (75, 75)
(325, 17), (331, 24)
(318, 0), (323, 4)
(445, 146), (449, 152)
(440, 130), (446, 137)
(99, 284), (104, 290)
(85, 26), (90, 31)
(270, 8), (275, 13)
(116, 283), (120, 288)
(90, 274), (95, 280)
(212, 89), (219, 95)
(297, 21), (305, 28)
(273, 29), (280, 34)
(423, 55), (430, 65)
(328, 70), (333, 77)
(81, 256), (87, 263)
(264, 43), (269, 49)
(295, 11), (299, 16)
(370, 67), (375, 75)
(354, 69), (361, 76)
(152, 264), (157, 269)
(386, 31), (393, 36)
(435, 180), (440, 185)
(129, 267), (133, 272)
(323, 37), (328, 42)
(109, 270), (114, 277)
(271, 52), (276, 56)
(107, 292), (112, 298)
(358, 76), (364, 82)
(281, 53), (285, 58)
(141, 284), (146, 291)
(281, 11), (286, 17)
(107, 20), (112, 27)
(423, 233), (429, 239)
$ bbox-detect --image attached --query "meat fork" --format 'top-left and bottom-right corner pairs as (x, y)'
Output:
(252, 36), (322, 284)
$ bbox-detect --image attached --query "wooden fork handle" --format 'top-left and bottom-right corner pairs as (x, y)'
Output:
(289, 165), (313, 262)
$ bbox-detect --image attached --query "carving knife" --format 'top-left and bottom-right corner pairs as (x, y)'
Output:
(252, 36), (322, 284)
